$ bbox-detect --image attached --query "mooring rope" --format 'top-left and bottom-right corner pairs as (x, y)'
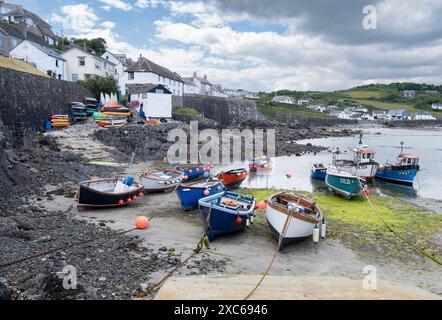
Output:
(244, 195), (300, 300)
(359, 182), (442, 267)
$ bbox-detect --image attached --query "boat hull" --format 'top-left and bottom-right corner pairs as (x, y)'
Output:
(177, 181), (224, 211)
(375, 165), (419, 186)
(175, 165), (209, 181)
(140, 170), (183, 193)
(199, 192), (256, 241)
(77, 179), (143, 210)
(325, 172), (365, 199)
(311, 167), (327, 180)
(217, 169), (248, 190)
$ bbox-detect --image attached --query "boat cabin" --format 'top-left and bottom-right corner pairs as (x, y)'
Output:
(398, 154), (419, 165)
(353, 145), (376, 162)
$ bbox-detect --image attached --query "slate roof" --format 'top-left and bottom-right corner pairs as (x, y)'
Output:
(0, 21), (47, 46)
(126, 83), (172, 95)
(125, 56), (183, 82)
(25, 41), (66, 60)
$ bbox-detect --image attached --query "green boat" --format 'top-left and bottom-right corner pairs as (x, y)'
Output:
(325, 166), (366, 199)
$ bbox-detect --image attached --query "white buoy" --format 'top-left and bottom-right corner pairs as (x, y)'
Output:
(321, 221), (327, 239)
(246, 218), (250, 227)
(250, 215), (254, 224)
(313, 226), (320, 244)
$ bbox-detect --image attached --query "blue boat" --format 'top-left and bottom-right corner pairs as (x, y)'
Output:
(311, 163), (327, 180)
(177, 179), (224, 211)
(325, 166), (367, 199)
(174, 164), (210, 181)
(198, 191), (256, 241)
(375, 142), (420, 186)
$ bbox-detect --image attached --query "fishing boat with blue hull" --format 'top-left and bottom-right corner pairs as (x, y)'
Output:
(311, 163), (327, 180)
(375, 142), (420, 186)
(177, 179), (224, 211)
(198, 191), (256, 241)
(325, 166), (366, 199)
(174, 164), (210, 181)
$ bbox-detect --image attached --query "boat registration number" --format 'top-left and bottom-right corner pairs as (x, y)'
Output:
(339, 178), (352, 185)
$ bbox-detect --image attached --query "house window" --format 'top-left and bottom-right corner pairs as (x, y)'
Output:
(95, 59), (101, 69)
(11, 38), (17, 48)
(55, 59), (59, 67)
(173, 89), (175, 95)
(0, 37), (3, 48)
(142, 93), (148, 99)
(78, 57), (85, 67)
(72, 74), (79, 81)
(128, 72), (134, 80)
(158, 75), (160, 82)
(178, 90), (180, 96)
(58, 74), (62, 80)
(155, 89), (164, 94)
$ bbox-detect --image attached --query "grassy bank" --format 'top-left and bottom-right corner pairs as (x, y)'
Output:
(257, 100), (332, 119)
(0, 56), (49, 78)
(172, 107), (201, 116)
(240, 188), (442, 264)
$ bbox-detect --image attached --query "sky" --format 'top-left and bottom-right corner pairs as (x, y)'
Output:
(15, 0), (442, 92)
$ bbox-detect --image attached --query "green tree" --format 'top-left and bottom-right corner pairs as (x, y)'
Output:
(77, 76), (119, 100)
(72, 38), (107, 55)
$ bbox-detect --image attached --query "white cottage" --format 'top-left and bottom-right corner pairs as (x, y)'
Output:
(126, 83), (172, 119)
(121, 55), (184, 96)
(101, 51), (134, 90)
(9, 40), (67, 80)
(414, 112), (436, 120)
(182, 72), (227, 97)
(61, 45), (117, 82)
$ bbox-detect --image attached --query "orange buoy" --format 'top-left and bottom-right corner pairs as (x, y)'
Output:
(139, 192), (144, 198)
(203, 167), (207, 172)
(183, 175), (189, 180)
(256, 200), (267, 210)
(135, 216), (149, 230)
(189, 169), (193, 174)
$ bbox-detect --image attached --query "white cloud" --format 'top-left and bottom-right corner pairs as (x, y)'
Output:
(50, 4), (98, 33)
(135, 0), (167, 9)
(98, 0), (132, 12)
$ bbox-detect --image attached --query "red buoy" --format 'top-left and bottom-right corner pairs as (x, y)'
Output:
(189, 169), (193, 174)
(256, 201), (267, 210)
(133, 195), (138, 201)
(135, 216), (149, 230)
(183, 175), (189, 180)
(235, 216), (243, 225)
(127, 198), (132, 203)
(139, 192), (144, 198)
(203, 189), (210, 196)
(203, 167), (207, 172)
(118, 200), (124, 205)
(196, 168), (200, 172)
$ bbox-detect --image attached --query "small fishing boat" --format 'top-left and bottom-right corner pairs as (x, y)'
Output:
(266, 192), (325, 249)
(310, 163), (327, 180)
(175, 164), (210, 180)
(216, 168), (249, 190)
(375, 142), (420, 186)
(198, 191), (256, 241)
(334, 134), (378, 180)
(325, 166), (367, 199)
(76, 177), (144, 210)
(177, 179), (224, 211)
(140, 169), (184, 193)
(249, 156), (273, 172)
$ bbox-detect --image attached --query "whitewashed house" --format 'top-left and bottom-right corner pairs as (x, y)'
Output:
(121, 55), (184, 96)
(354, 106), (368, 113)
(403, 90), (416, 98)
(9, 40), (67, 79)
(414, 112), (436, 120)
(61, 45), (117, 82)
(182, 72), (227, 97)
(183, 78), (198, 95)
(372, 110), (387, 119)
(297, 98), (313, 105)
(307, 105), (326, 112)
(126, 83), (172, 119)
(212, 85), (228, 98)
(431, 103), (442, 110)
(101, 51), (135, 91)
(272, 96), (295, 104)
(337, 111), (354, 120)
(386, 109), (413, 120)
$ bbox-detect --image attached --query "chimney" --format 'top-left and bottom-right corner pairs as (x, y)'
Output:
(204, 74), (207, 80)
(193, 71), (197, 78)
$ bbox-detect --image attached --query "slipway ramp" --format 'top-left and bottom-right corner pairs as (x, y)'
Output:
(155, 275), (440, 300)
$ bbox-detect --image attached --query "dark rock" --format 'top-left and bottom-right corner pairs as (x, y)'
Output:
(159, 246), (168, 252)
(0, 282), (12, 300)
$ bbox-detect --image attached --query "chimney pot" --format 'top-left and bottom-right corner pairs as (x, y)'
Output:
(204, 74), (207, 80)
(193, 71), (197, 78)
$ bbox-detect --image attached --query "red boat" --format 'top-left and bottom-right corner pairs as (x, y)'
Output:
(217, 168), (249, 190)
(249, 157), (273, 172)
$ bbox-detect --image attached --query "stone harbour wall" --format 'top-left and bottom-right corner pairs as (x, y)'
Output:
(0, 67), (92, 135)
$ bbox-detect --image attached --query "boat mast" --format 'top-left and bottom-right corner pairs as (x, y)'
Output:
(400, 141), (404, 155)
